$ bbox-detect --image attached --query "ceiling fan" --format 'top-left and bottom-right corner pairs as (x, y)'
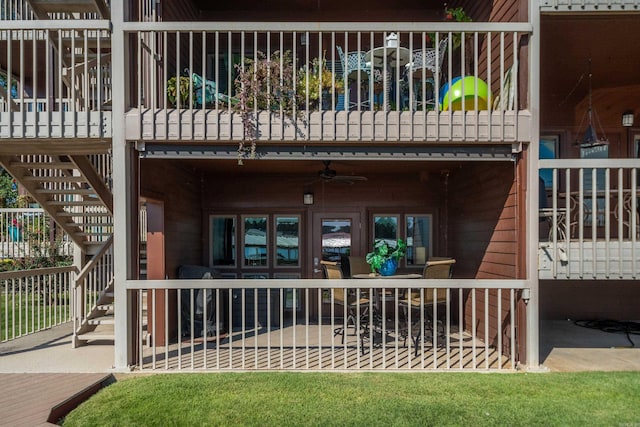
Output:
(312, 160), (368, 185)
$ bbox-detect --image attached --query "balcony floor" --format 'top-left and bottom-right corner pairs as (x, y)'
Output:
(1, 320), (639, 373)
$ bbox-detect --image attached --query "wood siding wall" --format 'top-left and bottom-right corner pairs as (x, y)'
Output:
(201, 166), (445, 277)
(140, 159), (204, 277)
(540, 280), (640, 321)
(448, 161), (519, 358)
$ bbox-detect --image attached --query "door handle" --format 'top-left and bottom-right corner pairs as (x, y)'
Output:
(313, 268), (322, 273)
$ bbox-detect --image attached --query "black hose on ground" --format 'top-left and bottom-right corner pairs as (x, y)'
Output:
(574, 319), (640, 348)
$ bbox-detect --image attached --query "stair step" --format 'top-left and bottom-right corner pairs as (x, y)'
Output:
(36, 188), (96, 195)
(28, 0), (110, 18)
(77, 329), (114, 342)
(88, 315), (114, 325)
(23, 176), (86, 183)
(50, 200), (104, 206)
(11, 162), (76, 168)
(96, 303), (113, 311)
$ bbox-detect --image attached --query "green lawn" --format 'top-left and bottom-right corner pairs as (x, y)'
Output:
(1, 292), (70, 341)
(63, 372), (640, 426)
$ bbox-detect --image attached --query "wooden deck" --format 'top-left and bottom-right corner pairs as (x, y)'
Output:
(139, 324), (514, 371)
(0, 373), (114, 426)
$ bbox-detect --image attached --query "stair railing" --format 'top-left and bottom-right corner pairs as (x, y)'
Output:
(72, 235), (114, 341)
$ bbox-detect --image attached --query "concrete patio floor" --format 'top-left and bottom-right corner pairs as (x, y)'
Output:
(0, 320), (638, 373)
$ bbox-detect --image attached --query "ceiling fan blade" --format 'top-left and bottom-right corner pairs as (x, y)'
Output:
(334, 175), (367, 181)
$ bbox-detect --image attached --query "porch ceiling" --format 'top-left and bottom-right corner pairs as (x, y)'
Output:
(541, 14), (640, 129)
(140, 143), (515, 176)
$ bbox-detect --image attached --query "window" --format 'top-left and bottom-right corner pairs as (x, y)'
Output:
(539, 135), (558, 190)
(243, 216), (268, 267)
(405, 215), (432, 266)
(275, 216), (300, 267)
(210, 215), (236, 266)
(580, 144), (609, 226)
(373, 215), (398, 243)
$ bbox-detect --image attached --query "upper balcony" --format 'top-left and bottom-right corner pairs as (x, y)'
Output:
(123, 22), (532, 145)
(0, 20), (112, 142)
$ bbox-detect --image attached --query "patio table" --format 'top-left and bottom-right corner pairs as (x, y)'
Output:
(364, 45), (411, 109)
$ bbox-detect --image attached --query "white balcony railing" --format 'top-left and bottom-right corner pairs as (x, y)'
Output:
(0, 266), (76, 342)
(0, 208), (74, 260)
(125, 278), (526, 371)
(125, 22), (532, 144)
(0, 22), (111, 138)
(539, 158), (640, 279)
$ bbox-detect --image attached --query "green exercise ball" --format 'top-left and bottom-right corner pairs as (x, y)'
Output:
(441, 76), (491, 111)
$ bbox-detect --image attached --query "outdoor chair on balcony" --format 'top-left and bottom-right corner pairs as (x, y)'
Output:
(190, 72), (238, 108)
(322, 260), (369, 344)
(402, 257), (455, 357)
(336, 46), (372, 110)
(348, 255), (371, 277)
(404, 38), (448, 110)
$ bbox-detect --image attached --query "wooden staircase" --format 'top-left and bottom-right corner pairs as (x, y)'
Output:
(0, 152), (115, 345)
(26, 0), (110, 20)
(21, 0), (112, 112)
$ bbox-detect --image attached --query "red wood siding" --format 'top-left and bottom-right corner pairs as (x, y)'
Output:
(448, 161), (519, 359)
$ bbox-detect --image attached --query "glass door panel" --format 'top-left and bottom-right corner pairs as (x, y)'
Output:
(406, 215), (432, 267)
(275, 216), (300, 267)
(243, 216), (268, 267)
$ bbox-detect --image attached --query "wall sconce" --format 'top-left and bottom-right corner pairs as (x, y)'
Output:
(622, 111), (634, 127)
(303, 192), (314, 205)
(300, 33), (308, 46)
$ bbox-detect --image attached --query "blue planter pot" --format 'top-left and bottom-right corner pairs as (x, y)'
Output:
(9, 225), (22, 242)
(378, 258), (398, 276)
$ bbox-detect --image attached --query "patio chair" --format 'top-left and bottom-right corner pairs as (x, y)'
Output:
(404, 38), (448, 110)
(336, 46), (372, 110)
(190, 72), (237, 108)
(348, 255), (371, 277)
(403, 257), (455, 356)
(322, 260), (369, 343)
(492, 64), (517, 111)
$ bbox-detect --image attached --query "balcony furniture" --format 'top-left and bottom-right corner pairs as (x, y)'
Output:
(364, 45), (412, 110)
(336, 46), (371, 110)
(348, 255), (371, 277)
(492, 64), (517, 111)
(190, 72), (236, 108)
(352, 271), (421, 354)
(399, 257), (455, 357)
(321, 260), (369, 344)
(615, 192), (640, 239)
(177, 265), (225, 338)
(404, 38), (448, 110)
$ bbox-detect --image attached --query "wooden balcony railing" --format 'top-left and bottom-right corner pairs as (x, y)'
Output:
(0, 21), (111, 138)
(126, 277), (525, 371)
(124, 22), (532, 144)
(539, 158), (640, 279)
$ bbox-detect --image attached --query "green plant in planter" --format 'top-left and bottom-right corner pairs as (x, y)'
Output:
(234, 50), (304, 164)
(365, 238), (407, 274)
(166, 75), (191, 107)
(297, 54), (344, 109)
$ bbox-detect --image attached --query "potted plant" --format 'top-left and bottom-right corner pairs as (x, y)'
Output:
(234, 50), (303, 163)
(297, 53), (345, 110)
(365, 238), (407, 276)
(166, 75), (191, 107)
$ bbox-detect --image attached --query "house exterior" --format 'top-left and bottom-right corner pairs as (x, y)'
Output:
(0, 0), (638, 371)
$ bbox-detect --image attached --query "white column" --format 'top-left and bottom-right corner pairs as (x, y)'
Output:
(526, 0), (542, 370)
(112, 0), (134, 371)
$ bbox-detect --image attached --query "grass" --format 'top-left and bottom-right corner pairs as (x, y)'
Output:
(63, 372), (640, 426)
(1, 292), (70, 341)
